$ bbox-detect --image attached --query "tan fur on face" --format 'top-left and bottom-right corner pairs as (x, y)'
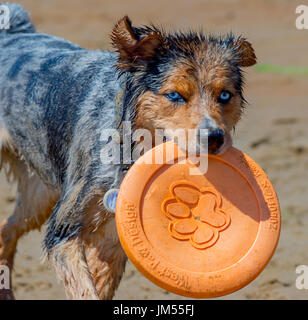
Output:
(135, 65), (202, 135)
(135, 60), (243, 151)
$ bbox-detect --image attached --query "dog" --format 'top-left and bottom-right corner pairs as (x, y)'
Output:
(0, 3), (256, 299)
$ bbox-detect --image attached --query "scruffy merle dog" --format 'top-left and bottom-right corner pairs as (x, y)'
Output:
(0, 3), (256, 299)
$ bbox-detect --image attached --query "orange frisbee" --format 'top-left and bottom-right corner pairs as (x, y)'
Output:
(115, 142), (280, 298)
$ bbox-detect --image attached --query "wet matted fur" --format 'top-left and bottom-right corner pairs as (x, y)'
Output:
(0, 3), (256, 299)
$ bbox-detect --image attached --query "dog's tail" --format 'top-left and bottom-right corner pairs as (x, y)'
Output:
(0, 2), (35, 35)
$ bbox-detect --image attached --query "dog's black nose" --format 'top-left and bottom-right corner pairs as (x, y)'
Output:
(207, 128), (224, 154)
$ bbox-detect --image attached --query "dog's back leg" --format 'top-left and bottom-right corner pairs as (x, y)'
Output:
(0, 128), (59, 299)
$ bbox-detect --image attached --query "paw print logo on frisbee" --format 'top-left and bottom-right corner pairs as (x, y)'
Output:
(161, 180), (231, 249)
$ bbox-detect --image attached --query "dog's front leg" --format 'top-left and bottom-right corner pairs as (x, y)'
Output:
(44, 180), (127, 300)
(44, 182), (102, 300)
(82, 216), (127, 300)
(48, 216), (126, 300)
(74, 190), (127, 300)
(48, 237), (99, 300)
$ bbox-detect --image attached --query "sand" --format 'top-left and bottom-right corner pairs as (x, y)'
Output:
(1, 0), (307, 300)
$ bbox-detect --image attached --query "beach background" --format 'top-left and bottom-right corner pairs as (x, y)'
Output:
(1, 0), (308, 299)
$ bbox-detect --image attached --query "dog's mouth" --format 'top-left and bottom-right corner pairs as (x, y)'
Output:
(206, 132), (232, 156)
(191, 131), (232, 156)
(151, 129), (232, 156)
(209, 137), (232, 155)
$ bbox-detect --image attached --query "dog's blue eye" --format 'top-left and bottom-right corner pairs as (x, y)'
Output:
(218, 90), (232, 104)
(165, 91), (185, 103)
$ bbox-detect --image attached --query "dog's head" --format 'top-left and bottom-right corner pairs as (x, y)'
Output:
(111, 16), (256, 154)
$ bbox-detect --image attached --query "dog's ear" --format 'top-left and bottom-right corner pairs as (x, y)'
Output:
(111, 16), (163, 70)
(233, 38), (257, 67)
